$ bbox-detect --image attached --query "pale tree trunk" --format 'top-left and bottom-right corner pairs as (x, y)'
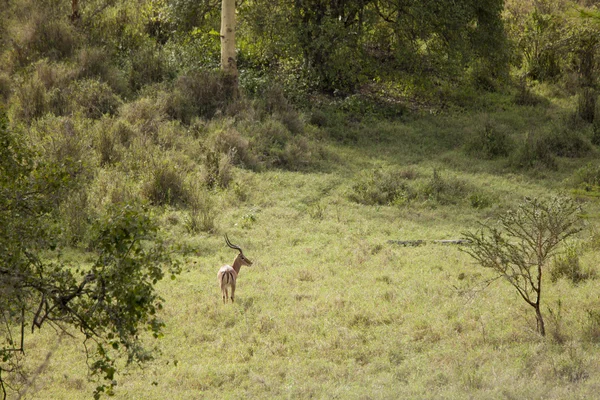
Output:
(220, 0), (238, 97)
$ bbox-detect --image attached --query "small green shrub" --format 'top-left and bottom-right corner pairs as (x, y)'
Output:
(143, 164), (190, 206)
(349, 167), (413, 206)
(309, 109), (329, 127)
(465, 121), (513, 159)
(550, 244), (595, 284)
(77, 47), (111, 80)
(469, 192), (492, 209)
(96, 128), (121, 166)
(120, 97), (167, 138)
(201, 149), (234, 189)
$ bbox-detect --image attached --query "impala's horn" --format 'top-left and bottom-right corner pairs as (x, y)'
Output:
(225, 234), (243, 254)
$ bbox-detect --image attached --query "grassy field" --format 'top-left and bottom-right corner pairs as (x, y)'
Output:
(17, 104), (600, 399)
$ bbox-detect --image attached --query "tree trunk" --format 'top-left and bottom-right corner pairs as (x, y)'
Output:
(220, 0), (238, 96)
(535, 304), (546, 336)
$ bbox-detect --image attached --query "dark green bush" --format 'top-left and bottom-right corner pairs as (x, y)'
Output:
(201, 148), (233, 189)
(513, 81), (544, 106)
(583, 310), (600, 343)
(0, 73), (11, 103)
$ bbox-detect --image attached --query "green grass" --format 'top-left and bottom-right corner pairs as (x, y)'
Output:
(16, 105), (600, 399)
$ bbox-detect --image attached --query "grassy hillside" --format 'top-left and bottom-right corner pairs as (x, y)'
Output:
(15, 100), (600, 399)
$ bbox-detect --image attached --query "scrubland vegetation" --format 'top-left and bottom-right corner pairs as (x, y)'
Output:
(2, 0), (600, 398)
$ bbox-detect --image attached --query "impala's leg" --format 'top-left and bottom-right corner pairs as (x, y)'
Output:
(223, 288), (228, 303)
(231, 283), (236, 303)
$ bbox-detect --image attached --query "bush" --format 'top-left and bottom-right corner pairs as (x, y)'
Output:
(167, 70), (229, 123)
(465, 120), (513, 159)
(201, 149), (234, 189)
(583, 310), (600, 343)
(513, 81), (544, 106)
(211, 127), (256, 168)
(143, 164), (190, 206)
(120, 97), (167, 138)
(241, 118), (313, 170)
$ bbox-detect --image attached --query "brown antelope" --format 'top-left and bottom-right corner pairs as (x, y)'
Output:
(218, 235), (253, 303)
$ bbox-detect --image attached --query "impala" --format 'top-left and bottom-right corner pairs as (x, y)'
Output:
(218, 235), (253, 303)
